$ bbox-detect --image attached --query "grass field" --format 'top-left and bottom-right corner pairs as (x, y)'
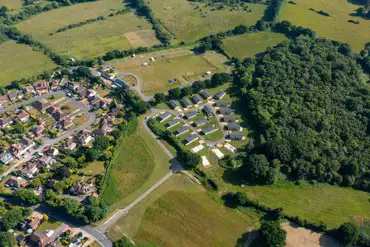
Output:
(115, 51), (227, 95)
(223, 31), (287, 59)
(0, 0), (22, 9)
(280, 0), (370, 51)
(37, 218), (62, 231)
(147, 0), (266, 42)
(16, 1), (159, 59)
(0, 40), (57, 85)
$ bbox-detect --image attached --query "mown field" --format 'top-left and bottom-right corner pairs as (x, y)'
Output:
(147, 0), (266, 42)
(115, 51), (227, 95)
(16, 0), (159, 59)
(0, 0), (22, 10)
(0, 40), (57, 85)
(280, 0), (370, 51)
(223, 31), (287, 59)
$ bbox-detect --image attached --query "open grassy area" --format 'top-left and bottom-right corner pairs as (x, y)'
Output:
(0, 0), (22, 10)
(16, 1), (159, 59)
(0, 40), (57, 86)
(37, 218), (62, 231)
(148, 0), (266, 42)
(115, 51), (227, 95)
(223, 31), (287, 59)
(280, 0), (370, 51)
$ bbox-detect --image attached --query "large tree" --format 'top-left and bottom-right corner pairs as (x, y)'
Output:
(0, 232), (16, 247)
(335, 222), (360, 246)
(260, 221), (286, 247)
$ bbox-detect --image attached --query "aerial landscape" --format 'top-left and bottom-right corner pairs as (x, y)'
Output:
(0, 0), (369, 246)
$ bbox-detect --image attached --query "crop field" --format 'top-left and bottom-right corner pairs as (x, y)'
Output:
(0, 40), (57, 85)
(16, 1), (159, 59)
(115, 51), (227, 95)
(223, 31), (287, 59)
(147, 0), (266, 42)
(280, 0), (370, 51)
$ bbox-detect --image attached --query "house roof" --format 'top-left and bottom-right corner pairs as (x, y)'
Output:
(214, 91), (226, 99)
(200, 90), (211, 99)
(202, 125), (217, 134)
(215, 100), (230, 107)
(185, 111), (198, 119)
(191, 95), (201, 104)
(203, 106), (213, 115)
(222, 116), (237, 122)
(174, 126), (189, 135)
(228, 133), (243, 140)
(168, 100), (179, 109)
(184, 134), (198, 143)
(165, 119), (180, 128)
(194, 118), (208, 126)
(227, 123), (241, 130)
(180, 98), (191, 107)
(158, 112), (171, 121)
(219, 108), (234, 114)
(17, 111), (29, 119)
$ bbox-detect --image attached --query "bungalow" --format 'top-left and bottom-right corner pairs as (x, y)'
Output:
(5, 176), (27, 188)
(215, 100), (230, 107)
(191, 95), (202, 105)
(20, 162), (39, 178)
(46, 105), (59, 115)
(62, 138), (76, 151)
(17, 110), (30, 123)
(7, 91), (18, 101)
(22, 85), (35, 95)
(222, 116), (238, 123)
(32, 125), (44, 136)
(219, 108), (234, 115)
(193, 118), (208, 127)
(61, 117), (73, 129)
(201, 126), (217, 135)
(100, 99), (110, 109)
(214, 91), (226, 100)
(0, 117), (13, 128)
(174, 126), (189, 136)
(52, 110), (65, 122)
(29, 230), (51, 247)
(183, 134), (199, 146)
(180, 98), (191, 108)
(93, 121), (112, 136)
(33, 81), (49, 94)
(168, 100), (180, 110)
(39, 155), (55, 168)
(202, 106), (213, 117)
(76, 130), (94, 146)
(70, 182), (95, 196)
(11, 138), (35, 158)
(184, 111), (198, 119)
(0, 95), (9, 107)
(0, 152), (14, 164)
(46, 147), (59, 157)
(226, 124), (242, 131)
(165, 119), (180, 129)
(157, 112), (171, 123)
(28, 216), (42, 230)
(227, 133), (243, 140)
(200, 90), (212, 100)
(16, 234), (26, 245)
(50, 80), (59, 90)
(33, 99), (49, 111)
(77, 86), (88, 98)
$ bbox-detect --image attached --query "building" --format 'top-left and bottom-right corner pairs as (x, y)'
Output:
(76, 131), (94, 146)
(46, 147), (59, 157)
(29, 230), (51, 247)
(157, 112), (171, 123)
(61, 117), (73, 129)
(165, 119), (180, 129)
(168, 100), (180, 110)
(200, 90), (212, 100)
(77, 87), (88, 98)
(0, 95), (9, 107)
(191, 95), (202, 104)
(33, 99), (49, 111)
(227, 133), (243, 140)
(174, 126), (189, 136)
(32, 125), (44, 136)
(62, 138), (76, 151)
(20, 162), (39, 178)
(0, 152), (14, 164)
(219, 108), (234, 115)
(70, 182), (95, 196)
(52, 110), (65, 122)
(215, 100), (230, 107)
(33, 81), (49, 94)
(46, 105), (59, 115)
(202, 106), (213, 117)
(214, 91), (226, 100)
(7, 91), (18, 101)
(201, 126), (217, 135)
(0, 117), (13, 128)
(39, 156), (55, 168)
(184, 111), (198, 119)
(5, 176), (27, 188)
(183, 134), (199, 145)
(11, 138), (35, 158)
(193, 118), (208, 127)
(226, 124), (242, 131)
(17, 110), (30, 123)
(50, 80), (59, 90)
(222, 116), (238, 123)
(114, 78), (126, 86)
(180, 98), (191, 108)
(22, 85), (35, 95)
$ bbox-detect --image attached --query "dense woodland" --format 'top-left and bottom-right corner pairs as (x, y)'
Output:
(236, 37), (369, 191)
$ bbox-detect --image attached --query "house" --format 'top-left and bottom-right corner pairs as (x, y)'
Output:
(87, 89), (97, 98)
(22, 85), (35, 95)
(222, 116), (238, 123)
(93, 120), (112, 136)
(0, 117), (13, 128)
(203, 106), (213, 117)
(191, 95), (202, 104)
(215, 100), (230, 107)
(77, 87), (88, 98)
(11, 137), (35, 158)
(76, 130), (94, 146)
(46, 105), (59, 115)
(17, 110), (30, 123)
(70, 182), (95, 196)
(174, 126), (189, 136)
(7, 91), (18, 101)
(32, 125), (44, 136)
(180, 98), (191, 108)
(226, 123), (242, 131)
(62, 138), (76, 150)
(20, 162), (39, 178)
(16, 234), (26, 245)
(193, 118), (208, 127)
(33, 81), (49, 94)
(214, 91), (226, 100)
(50, 80), (59, 90)
(114, 78), (126, 86)
(61, 117), (73, 129)
(183, 134), (199, 145)
(200, 90), (212, 100)
(5, 176), (27, 188)
(0, 95), (9, 107)
(165, 119), (180, 129)
(39, 155), (55, 168)
(227, 133), (243, 140)
(33, 99), (49, 111)
(29, 230), (51, 247)
(100, 99), (110, 109)
(52, 110), (65, 122)
(184, 111), (198, 119)
(201, 126), (217, 135)
(0, 152), (14, 164)
(168, 100), (180, 110)
(219, 108), (234, 115)
(157, 112), (171, 123)
(46, 147), (59, 157)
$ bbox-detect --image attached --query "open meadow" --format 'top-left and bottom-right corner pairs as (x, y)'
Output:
(16, 1), (159, 59)
(147, 0), (266, 42)
(280, 0), (370, 51)
(223, 31), (287, 59)
(0, 0), (22, 10)
(0, 40), (57, 85)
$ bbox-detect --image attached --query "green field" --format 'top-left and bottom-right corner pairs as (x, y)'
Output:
(0, 40), (57, 85)
(223, 31), (287, 59)
(0, 0), (22, 10)
(16, 1), (159, 59)
(115, 51), (227, 95)
(37, 218), (62, 231)
(280, 0), (370, 51)
(147, 0), (266, 42)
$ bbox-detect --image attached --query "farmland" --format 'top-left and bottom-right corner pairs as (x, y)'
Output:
(0, 40), (57, 85)
(147, 0), (266, 42)
(16, 1), (159, 59)
(223, 31), (287, 59)
(115, 51), (228, 95)
(280, 0), (370, 51)
(0, 0), (22, 10)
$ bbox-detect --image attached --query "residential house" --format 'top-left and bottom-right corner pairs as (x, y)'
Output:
(201, 126), (217, 135)
(191, 95), (202, 105)
(77, 87), (88, 98)
(17, 110), (30, 123)
(46, 147), (59, 157)
(215, 100), (230, 107)
(114, 78), (126, 86)
(180, 98), (191, 108)
(202, 106), (213, 117)
(214, 91), (226, 100)
(7, 91), (18, 101)
(174, 126), (189, 136)
(22, 85), (35, 95)
(183, 134), (199, 145)
(165, 119), (180, 129)
(168, 100), (180, 110)
(29, 230), (51, 247)
(20, 162), (39, 178)
(87, 89), (97, 98)
(200, 90), (212, 100)
(61, 117), (73, 129)
(5, 176), (28, 188)
(157, 112), (171, 123)
(33, 99), (49, 111)
(70, 182), (95, 196)
(46, 105), (59, 115)
(62, 138), (76, 151)
(76, 131), (94, 146)
(193, 118), (208, 127)
(93, 120), (112, 136)
(0, 117), (13, 128)
(52, 110), (65, 122)
(222, 116), (238, 123)
(100, 99), (110, 109)
(0, 152), (14, 164)
(16, 234), (26, 245)
(50, 80), (59, 90)
(109, 106), (122, 117)
(11, 137), (35, 158)
(32, 125), (44, 136)
(39, 155), (55, 168)
(227, 133), (243, 140)
(184, 111), (198, 119)
(226, 123), (242, 131)
(219, 108), (234, 115)
(33, 81), (49, 94)
(0, 95), (9, 107)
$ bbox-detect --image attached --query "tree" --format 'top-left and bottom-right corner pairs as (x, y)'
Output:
(43, 214), (49, 221)
(211, 73), (230, 87)
(2, 208), (29, 230)
(335, 222), (360, 246)
(168, 88), (181, 99)
(86, 205), (105, 222)
(113, 236), (135, 247)
(178, 150), (201, 169)
(93, 136), (110, 151)
(154, 93), (165, 104)
(86, 148), (100, 161)
(15, 189), (42, 205)
(260, 221), (286, 247)
(241, 154), (276, 184)
(0, 232), (16, 247)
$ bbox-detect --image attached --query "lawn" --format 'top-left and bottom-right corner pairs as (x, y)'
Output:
(115, 51), (227, 95)
(0, 0), (22, 10)
(37, 218), (62, 231)
(280, 0), (370, 51)
(16, 1), (159, 59)
(0, 40), (57, 86)
(79, 161), (105, 176)
(147, 0), (266, 42)
(223, 31), (287, 59)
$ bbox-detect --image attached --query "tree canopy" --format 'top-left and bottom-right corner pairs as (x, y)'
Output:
(260, 220), (286, 247)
